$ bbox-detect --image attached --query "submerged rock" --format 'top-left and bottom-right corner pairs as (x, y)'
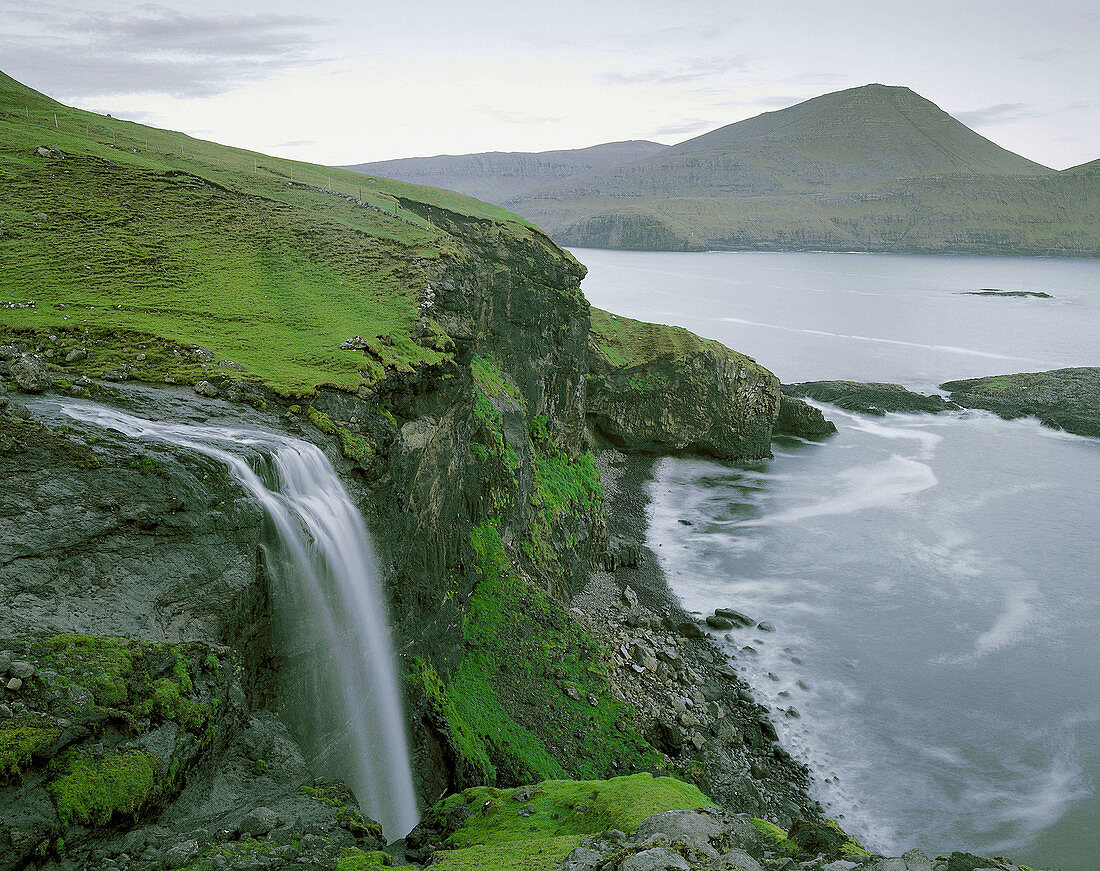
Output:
(782, 381), (958, 416)
(941, 366), (1100, 438)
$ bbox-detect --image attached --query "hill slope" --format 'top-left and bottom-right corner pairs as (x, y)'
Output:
(0, 71), (560, 395)
(346, 82), (1097, 255)
(342, 140), (668, 206)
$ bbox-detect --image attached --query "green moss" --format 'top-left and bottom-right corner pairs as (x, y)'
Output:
(307, 406), (339, 436)
(128, 455), (166, 475)
(299, 780), (384, 839)
(0, 716), (62, 780)
(419, 522), (662, 786)
(179, 839), (279, 871)
(336, 848), (395, 871)
(152, 677), (210, 730)
(750, 819), (800, 857)
(426, 775), (712, 871)
(48, 749), (160, 826)
(307, 407), (374, 461)
(532, 450), (602, 520)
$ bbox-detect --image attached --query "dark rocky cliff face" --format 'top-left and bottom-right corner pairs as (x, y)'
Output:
(0, 208), (806, 869)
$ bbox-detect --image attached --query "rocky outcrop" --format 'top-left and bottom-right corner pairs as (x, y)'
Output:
(587, 309), (780, 460)
(774, 395), (837, 440)
(941, 367), (1100, 438)
(782, 381), (959, 416)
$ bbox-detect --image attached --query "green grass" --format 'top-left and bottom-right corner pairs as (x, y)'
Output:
(588, 307), (765, 374)
(424, 774), (713, 871)
(0, 716), (62, 780)
(0, 70), (557, 397)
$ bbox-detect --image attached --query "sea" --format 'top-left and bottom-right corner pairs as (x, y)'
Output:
(574, 249), (1100, 871)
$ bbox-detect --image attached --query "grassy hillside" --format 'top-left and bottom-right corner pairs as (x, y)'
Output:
(341, 140), (668, 206)
(0, 71), (556, 396)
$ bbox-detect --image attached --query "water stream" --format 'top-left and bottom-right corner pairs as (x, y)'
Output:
(57, 402), (419, 839)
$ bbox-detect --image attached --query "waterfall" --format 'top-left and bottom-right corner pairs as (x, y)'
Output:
(58, 402), (419, 839)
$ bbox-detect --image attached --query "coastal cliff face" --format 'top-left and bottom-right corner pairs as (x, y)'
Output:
(1, 203), (807, 869)
(586, 309), (780, 461)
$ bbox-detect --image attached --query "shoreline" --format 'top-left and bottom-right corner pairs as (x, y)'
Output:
(571, 444), (821, 829)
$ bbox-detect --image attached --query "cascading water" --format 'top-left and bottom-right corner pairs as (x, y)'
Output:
(57, 402), (419, 839)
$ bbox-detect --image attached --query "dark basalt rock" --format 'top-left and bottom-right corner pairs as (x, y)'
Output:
(774, 394), (837, 439)
(941, 367), (1100, 438)
(782, 381), (959, 416)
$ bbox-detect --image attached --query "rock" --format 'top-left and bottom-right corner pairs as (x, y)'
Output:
(587, 309), (780, 461)
(194, 380), (220, 397)
(340, 336), (371, 350)
(0, 652), (10, 673)
(34, 213), (48, 223)
(6, 677), (22, 691)
(8, 661), (34, 679)
(164, 840), (201, 868)
(865, 850), (934, 871)
(621, 847), (691, 871)
(707, 615), (735, 630)
(756, 622), (774, 632)
(714, 609), (754, 628)
(35, 145), (65, 159)
(676, 621), (704, 639)
(945, 853), (1004, 871)
(961, 288), (1053, 298)
(192, 347), (215, 361)
(239, 806), (280, 836)
(64, 348), (88, 363)
(11, 355), (51, 393)
(774, 394), (837, 439)
(634, 808), (763, 860)
(941, 367), (1100, 439)
(707, 847), (764, 871)
(787, 819), (863, 860)
(782, 381), (958, 416)
(632, 644), (659, 672)
(560, 846), (605, 871)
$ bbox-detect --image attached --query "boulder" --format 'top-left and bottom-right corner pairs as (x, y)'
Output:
(621, 847), (691, 871)
(10, 355), (51, 393)
(775, 393), (837, 439)
(194, 380), (220, 397)
(239, 806), (280, 836)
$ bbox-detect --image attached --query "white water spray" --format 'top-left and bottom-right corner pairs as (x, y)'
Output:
(59, 402), (419, 838)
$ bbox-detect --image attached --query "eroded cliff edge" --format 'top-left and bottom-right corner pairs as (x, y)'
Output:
(1, 193), (818, 870)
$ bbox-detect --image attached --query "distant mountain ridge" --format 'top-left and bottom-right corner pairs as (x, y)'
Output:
(344, 84), (1099, 256)
(341, 139), (667, 206)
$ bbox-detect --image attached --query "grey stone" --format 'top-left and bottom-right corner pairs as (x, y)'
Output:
(634, 809), (745, 859)
(707, 848), (764, 871)
(195, 380), (220, 397)
(707, 615), (735, 630)
(9, 660), (35, 680)
(6, 677), (22, 691)
(822, 861), (859, 871)
(0, 652), (10, 673)
(560, 845), (605, 871)
(11, 355), (51, 393)
(164, 840), (201, 869)
(64, 348), (88, 363)
(621, 847), (691, 871)
(239, 806), (279, 836)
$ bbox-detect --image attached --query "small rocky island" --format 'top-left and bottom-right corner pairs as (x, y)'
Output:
(781, 381), (959, 416)
(941, 367), (1100, 438)
(958, 289), (1053, 298)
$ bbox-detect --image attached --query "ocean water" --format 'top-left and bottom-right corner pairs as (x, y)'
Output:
(575, 249), (1100, 870)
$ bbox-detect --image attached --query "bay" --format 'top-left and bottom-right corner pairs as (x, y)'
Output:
(576, 249), (1100, 871)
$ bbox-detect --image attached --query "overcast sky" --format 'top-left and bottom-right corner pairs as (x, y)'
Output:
(1, 0), (1097, 169)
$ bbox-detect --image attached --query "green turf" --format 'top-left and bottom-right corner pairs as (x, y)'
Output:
(0, 70), (550, 396)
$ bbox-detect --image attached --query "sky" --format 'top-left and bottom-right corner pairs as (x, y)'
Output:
(1, 0), (1097, 170)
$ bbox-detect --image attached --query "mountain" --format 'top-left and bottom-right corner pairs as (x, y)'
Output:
(345, 84), (1099, 256)
(341, 139), (668, 206)
(1063, 157), (1100, 177)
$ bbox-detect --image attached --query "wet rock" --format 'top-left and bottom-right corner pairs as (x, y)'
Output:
(5, 677), (22, 691)
(707, 615), (735, 630)
(238, 806), (279, 836)
(11, 355), (51, 393)
(621, 847), (691, 871)
(775, 394), (837, 440)
(8, 661), (34, 680)
(707, 848), (764, 871)
(783, 381), (958, 416)
(164, 840), (200, 868)
(715, 609), (754, 628)
(194, 380), (220, 397)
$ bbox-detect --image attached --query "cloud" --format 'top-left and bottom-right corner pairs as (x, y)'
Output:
(955, 102), (1045, 126)
(651, 119), (713, 136)
(475, 106), (560, 126)
(0, 4), (329, 99)
(601, 56), (749, 87)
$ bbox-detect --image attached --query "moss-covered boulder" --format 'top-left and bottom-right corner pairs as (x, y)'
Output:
(782, 381), (958, 416)
(941, 367), (1100, 438)
(774, 394), (837, 440)
(587, 309), (780, 461)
